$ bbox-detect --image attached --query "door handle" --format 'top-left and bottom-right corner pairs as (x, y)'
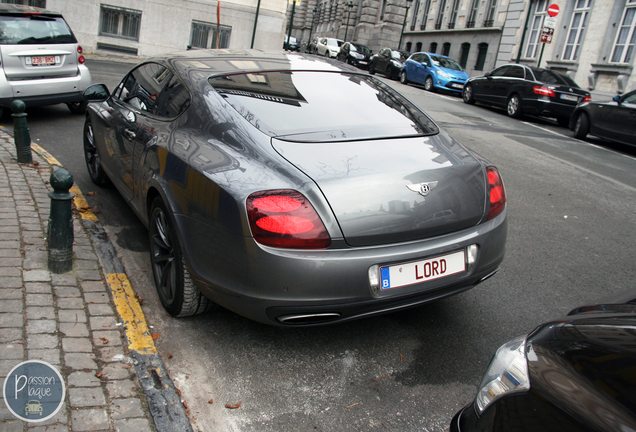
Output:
(123, 129), (136, 140)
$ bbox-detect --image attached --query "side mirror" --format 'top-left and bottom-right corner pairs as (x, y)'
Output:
(83, 84), (110, 102)
(613, 95), (621, 103)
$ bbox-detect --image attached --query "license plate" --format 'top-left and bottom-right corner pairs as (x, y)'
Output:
(452, 83), (464, 89)
(359, 61), (368, 65)
(560, 93), (578, 102)
(29, 55), (57, 66)
(380, 250), (466, 290)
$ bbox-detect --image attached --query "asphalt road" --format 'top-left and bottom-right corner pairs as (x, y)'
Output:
(7, 58), (636, 432)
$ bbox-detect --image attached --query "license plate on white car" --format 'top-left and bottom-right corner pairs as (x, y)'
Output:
(560, 93), (578, 102)
(28, 55), (58, 66)
(380, 250), (466, 290)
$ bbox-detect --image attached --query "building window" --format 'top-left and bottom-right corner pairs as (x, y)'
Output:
(483, 0), (497, 27)
(190, 21), (231, 49)
(611, 0), (636, 63)
(524, 0), (547, 58)
(448, 0), (459, 29)
(475, 42), (488, 70)
(435, 0), (447, 30)
(100, 5), (142, 41)
(410, 0), (419, 31)
(466, 0), (479, 28)
(430, 42), (437, 53)
(420, 0), (432, 30)
(459, 42), (470, 68)
(416, 41), (422, 51)
(563, 0), (590, 61)
(442, 42), (451, 56)
(1, 0), (46, 7)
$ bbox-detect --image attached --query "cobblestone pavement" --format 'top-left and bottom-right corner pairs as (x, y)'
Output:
(0, 128), (156, 431)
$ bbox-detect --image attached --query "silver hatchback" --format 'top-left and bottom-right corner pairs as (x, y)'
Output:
(0, 4), (91, 116)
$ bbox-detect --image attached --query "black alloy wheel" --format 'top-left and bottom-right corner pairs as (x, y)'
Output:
(369, 63), (376, 74)
(148, 197), (214, 317)
(573, 112), (590, 139)
(83, 118), (108, 186)
(507, 94), (523, 118)
(463, 84), (475, 104)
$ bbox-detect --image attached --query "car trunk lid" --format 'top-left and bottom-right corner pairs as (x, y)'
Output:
(272, 134), (486, 247)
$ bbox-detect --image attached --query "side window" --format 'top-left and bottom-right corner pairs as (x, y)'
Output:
(116, 63), (171, 114)
(504, 66), (525, 79)
(154, 74), (191, 119)
(489, 66), (510, 77)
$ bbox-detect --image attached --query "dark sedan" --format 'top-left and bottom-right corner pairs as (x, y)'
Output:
(82, 50), (507, 326)
(463, 64), (590, 126)
(337, 42), (372, 69)
(451, 289), (636, 432)
(570, 89), (636, 146)
(369, 48), (407, 79)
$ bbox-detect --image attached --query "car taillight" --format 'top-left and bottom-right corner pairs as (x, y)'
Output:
(533, 86), (555, 97)
(77, 46), (83, 54)
(487, 167), (506, 220)
(247, 190), (331, 249)
(77, 46), (85, 64)
(582, 95), (591, 103)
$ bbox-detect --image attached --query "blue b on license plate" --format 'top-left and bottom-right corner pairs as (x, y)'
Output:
(380, 250), (465, 290)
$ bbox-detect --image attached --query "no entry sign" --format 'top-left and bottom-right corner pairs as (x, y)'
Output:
(547, 4), (560, 17)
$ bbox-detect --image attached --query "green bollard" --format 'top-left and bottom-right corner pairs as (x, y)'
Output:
(48, 169), (75, 273)
(10, 100), (32, 164)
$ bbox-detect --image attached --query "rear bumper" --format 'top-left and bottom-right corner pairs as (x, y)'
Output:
(521, 97), (578, 118)
(0, 64), (91, 108)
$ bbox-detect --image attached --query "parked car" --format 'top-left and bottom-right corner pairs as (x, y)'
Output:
(462, 64), (590, 126)
(369, 48), (407, 79)
(400, 52), (469, 94)
(306, 35), (322, 54)
(451, 289), (636, 432)
(0, 3), (91, 116)
(283, 35), (300, 51)
(570, 89), (636, 146)
(82, 50), (507, 326)
(337, 42), (372, 68)
(315, 37), (344, 58)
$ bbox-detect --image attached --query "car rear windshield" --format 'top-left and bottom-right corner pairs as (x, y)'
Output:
(0, 14), (76, 44)
(531, 68), (579, 87)
(209, 71), (438, 142)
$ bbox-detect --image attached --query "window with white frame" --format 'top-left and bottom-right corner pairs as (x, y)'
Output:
(435, 0), (447, 30)
(611, 0), (636, 63)
(420, 0), (432, 30)
(524, 0), (547, 58)
(1, 0), (46, 7)
(190, 21), (231, 49)
(484, 0), (497, 27)
(563, 0), (591, 61)
(100, 5), (142, 41)
(467, 0), (479, 28)
(448, 0), (459, 28)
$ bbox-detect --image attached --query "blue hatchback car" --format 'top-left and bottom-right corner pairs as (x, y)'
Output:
(400, 52), (469, 94)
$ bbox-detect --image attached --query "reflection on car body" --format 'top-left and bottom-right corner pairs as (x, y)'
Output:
(451, 289), (636, 432)
(82, 50), (507, 326)
(462, 64), (590, 127)
(369, 48), (407, 80)
(570, 89), (636, 147)
(400, 52), (469, 94)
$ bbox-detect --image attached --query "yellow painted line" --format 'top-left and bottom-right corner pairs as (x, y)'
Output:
(106, 273), (157, 354)
(31, 142), (61, 166)
(70, 185), (98, 221)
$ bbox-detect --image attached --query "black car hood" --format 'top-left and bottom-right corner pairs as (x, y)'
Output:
(526, 299), (636, 432)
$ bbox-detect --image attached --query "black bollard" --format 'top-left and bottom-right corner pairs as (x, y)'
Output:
(11, 100), (32, 164)
(48, 169), (75, 273)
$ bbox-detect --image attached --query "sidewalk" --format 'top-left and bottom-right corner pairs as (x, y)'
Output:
(0, 128), (189, 431)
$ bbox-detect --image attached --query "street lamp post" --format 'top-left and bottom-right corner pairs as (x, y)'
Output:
(398, 0), (413, 51)
(343, 1), (354, 42)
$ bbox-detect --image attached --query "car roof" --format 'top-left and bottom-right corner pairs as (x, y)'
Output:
(152, 49), (359, 88)
(0, 3), (63, 16)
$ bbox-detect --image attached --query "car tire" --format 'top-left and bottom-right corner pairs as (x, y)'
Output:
(424, 76), (434, 92)
(507, 94), (523, 118)
(324, 51), (330, 58)
(400, 70), (408, 85)
(463, 84), (475, 104)
(67, 101), (87, 114)
(573, 112), (590, 139)
(369, 63), (376, 75)
(83, 118), (109, 186)
(149, 197), (215, 317)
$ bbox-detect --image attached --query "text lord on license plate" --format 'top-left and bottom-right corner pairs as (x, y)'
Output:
(380, 250), (465, 290)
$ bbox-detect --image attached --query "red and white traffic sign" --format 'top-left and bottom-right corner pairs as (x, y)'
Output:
(547, 4), (560, 17)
